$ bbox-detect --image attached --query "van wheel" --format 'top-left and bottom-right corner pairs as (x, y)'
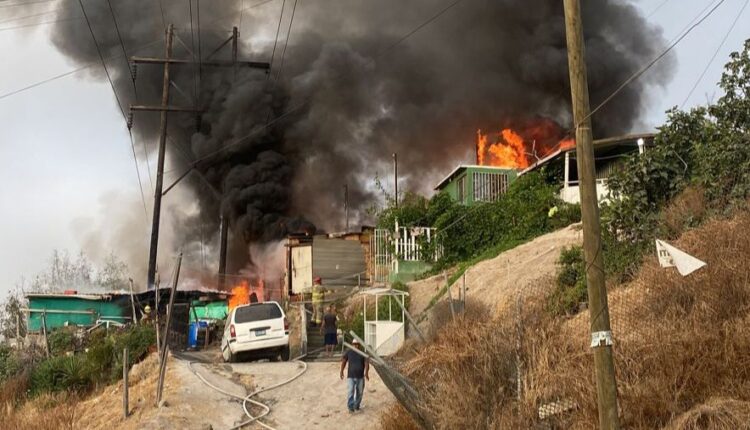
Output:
(280, 346), (291, 362)
(225, 351), (237, 363)
(269, 354), (280, 362)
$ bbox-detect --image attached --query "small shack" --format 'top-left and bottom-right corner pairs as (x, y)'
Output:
(25, 292), (132, 332)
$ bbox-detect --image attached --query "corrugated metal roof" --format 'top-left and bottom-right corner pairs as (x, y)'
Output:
(312, 236), (367, 286)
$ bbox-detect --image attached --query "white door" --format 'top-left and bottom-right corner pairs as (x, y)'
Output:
(291, 245), (312, 294)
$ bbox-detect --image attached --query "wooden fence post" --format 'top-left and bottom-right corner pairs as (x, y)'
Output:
(123, 347), (129, 418)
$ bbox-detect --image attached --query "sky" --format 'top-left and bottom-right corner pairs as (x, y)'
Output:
(0, 0), (748, 295)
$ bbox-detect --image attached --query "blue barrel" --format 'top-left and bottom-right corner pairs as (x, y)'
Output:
(188, 321), (209, 349)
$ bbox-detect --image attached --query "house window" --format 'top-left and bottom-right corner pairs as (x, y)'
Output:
(457, 176), (467, 203)
(473, 172), (508, 202)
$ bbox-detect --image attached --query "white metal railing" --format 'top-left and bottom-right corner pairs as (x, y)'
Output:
(371, 228), (391, 284)
(394, 222), (442, 262)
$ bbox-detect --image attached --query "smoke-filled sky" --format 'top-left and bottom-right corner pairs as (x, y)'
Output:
(1, 0), (748, 293)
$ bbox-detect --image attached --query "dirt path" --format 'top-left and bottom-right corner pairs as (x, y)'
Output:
(222, 361), (395, 430)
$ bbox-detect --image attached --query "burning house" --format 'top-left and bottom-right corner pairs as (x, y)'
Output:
(519, 133), (656, 204)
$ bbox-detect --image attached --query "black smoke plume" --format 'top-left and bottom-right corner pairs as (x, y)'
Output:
(47, 0), (673, 272)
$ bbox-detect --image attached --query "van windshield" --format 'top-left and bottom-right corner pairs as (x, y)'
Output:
(234, 303), (282, 323)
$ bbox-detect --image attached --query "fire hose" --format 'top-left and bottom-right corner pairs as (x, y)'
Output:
(187, 352), (315, 430)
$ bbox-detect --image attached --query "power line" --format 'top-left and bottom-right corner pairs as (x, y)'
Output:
(78, 0), (150, 220)
(0, 6), (65, 24)
(274, 0), (297, 81)
(157, 0), (166, 29)
(0, 38), (162, 101)
(0, 14), (81, 31)
(647, 0), (672, 18)
(106, 0), (154, 191)
(578, 0), (729, 128)
(268, 0), (286, 73)
(196, 0), (203, 83)
(167, 0), (470, 172)
(0, 0), (59, 8)
(681, 0), (749, 108)
(188, 0), (199, 103)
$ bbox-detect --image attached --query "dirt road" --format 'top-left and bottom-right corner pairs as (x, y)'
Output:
(191, 360), (394, 430)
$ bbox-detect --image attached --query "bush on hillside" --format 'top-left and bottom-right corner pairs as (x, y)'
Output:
(603, 40), (750, 281)
(546, 246), (587, 316)
(25, 324), (156, 397)
(48, 327), (78, 356)
(0, 344), (21, 383)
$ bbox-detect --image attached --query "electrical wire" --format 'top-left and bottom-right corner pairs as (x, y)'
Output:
(268, 0), (286, 74)
(0, 0), (59, 8)
(78, 0), (150, 221)
(196, 0), (203, 84)
(187, 0), (200, 104)
(647, 0), (672, 18)
(0, 14), (81, 31)
(578, 0), (729, 129)
(0, 6), (64, 24)
(681, 0), (749, 108)
(164, 0), (471, 174)
(273, 0), (298, 81)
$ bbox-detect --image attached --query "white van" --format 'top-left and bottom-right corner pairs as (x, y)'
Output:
(221, 301), (291, 362)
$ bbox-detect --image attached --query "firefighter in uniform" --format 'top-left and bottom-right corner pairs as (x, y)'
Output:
(311, 277), (325, 326)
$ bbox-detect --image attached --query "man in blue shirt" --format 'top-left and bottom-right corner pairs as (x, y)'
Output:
(340, 338), (370, 413)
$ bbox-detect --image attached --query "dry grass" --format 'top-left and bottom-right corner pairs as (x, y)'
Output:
(662, 186), (709, 238)
(664, 398), (750, 430)
(381, 212), (750, 429)
(0, 391), (77, 430)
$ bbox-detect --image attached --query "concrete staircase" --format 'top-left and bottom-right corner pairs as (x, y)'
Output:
(304, 322), (344, 362)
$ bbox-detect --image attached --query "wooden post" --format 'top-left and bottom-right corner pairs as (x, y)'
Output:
(41, 311), (50, 357)
(563, 1), (620, 428)
(128, 278), (138, 326)
(155, 269), (161, 362)
(123, 347), (129, 418)
(156, 252), (183, 406)
(15, 312), (20, 349)
(444, 272), (455, 321)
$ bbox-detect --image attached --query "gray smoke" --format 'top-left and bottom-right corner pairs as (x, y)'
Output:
(48, 0), (673, 271)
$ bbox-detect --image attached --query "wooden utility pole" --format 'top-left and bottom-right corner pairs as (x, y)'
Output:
(562, 1), (620, 429)
(218, 215), (229, 290)
(145, 24), (175, 292)
(133, 24), (269, 292)
(344, 184), (349, 233)
(393, 153), (398, 208)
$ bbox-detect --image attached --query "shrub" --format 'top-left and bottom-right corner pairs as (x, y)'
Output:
(546, 246), (587, 316)
(0, 345), (21, 382)
(48, 327), (77, 356)
(30, 355), (90, 395)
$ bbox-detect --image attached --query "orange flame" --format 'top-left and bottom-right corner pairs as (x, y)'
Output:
(476, 119), (575, 168)
(227, 279), (266, 311)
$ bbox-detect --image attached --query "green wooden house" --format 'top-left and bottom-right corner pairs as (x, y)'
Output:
(434, 165), (518, 205)
(25, 293), (130, 332)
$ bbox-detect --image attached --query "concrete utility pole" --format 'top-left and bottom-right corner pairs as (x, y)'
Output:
(393, 153), (398, 208)
(562, 1), (620, 429)
(133, 25), (269, 291)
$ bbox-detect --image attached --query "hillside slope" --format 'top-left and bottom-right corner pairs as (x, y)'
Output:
(408, 223), (582, 326)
